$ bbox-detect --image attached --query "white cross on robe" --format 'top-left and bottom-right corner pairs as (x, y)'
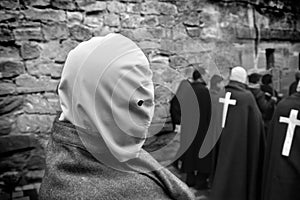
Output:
(279, 109), (300, 157)
(219, 92), (237, 128)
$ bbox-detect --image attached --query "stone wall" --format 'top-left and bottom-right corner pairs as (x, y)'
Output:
(0, 0), (300, 196)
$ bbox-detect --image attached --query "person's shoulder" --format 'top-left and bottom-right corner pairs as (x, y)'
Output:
(235, 88), (258, 107)
(233, 87), (254, 98)
(244, 89), (257, 102)
(278, 93), (300, 108)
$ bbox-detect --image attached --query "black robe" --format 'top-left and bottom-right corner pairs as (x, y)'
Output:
(200, 88), (225, 183)
(171, 79), (212, 173)
(211, 81), (265, 200)
(289, 81), (298, 96)
(262, 92), (300, 200)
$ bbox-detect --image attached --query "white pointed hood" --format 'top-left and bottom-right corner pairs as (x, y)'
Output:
(58, 33), (154, 162)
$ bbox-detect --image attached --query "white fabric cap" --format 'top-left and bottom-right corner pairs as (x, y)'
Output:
(230, 66), (247, 84)
(58, 33), (154, 162)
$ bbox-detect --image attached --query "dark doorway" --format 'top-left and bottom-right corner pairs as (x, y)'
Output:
(266, 48), (275, 70)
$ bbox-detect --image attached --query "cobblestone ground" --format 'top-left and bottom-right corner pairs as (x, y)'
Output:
(167, 165), (210, 200)
(143, 131), (210, 200)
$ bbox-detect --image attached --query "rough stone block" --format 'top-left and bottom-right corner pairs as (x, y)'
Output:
(181, 11), (201, 26)
(140, 16), (159, 27)
(39, 41), (60, 60)
(201, 27), (221, 40)
(121, 28), (152, 41)
(160, 40), (183, 53)
(169, 55), (189, 69)
(26, 59), (62, 78)
(25, 170), (44, 182)
(138, 41), (160, 50)
(79, 1), (106, 12)
(288, 53), (299, 70)
(17, 114), (55, 133)
(13, 27), (44, 41)
(12, 191), (23, 198)
(149, 54), (169, 65)
(120, 0), (142, 2)
(235, 26), (255, 39)
(103, 13), (120, 27)
(84, 14), (104, 28)
(0, 148), (44, 172)
(152, 104), (169, 121)
(22, 0), (50, 7)
(51, 0), (76, 10)
(0, 46), (21, 61)
(69, 24), (93, 41)
(0, 0), (19, 9)
(94, 25), (119, 37)
(120, 14), (141, 28)
(75, 0), (95, 7)
(0, 61), (24, 78)
(185, 40), (215, 53)
(42, 22), (69, 40)
(291, 31), (300, 41)
(257, 50), (266, 69)
(141, 2), (160, 15)
(0, 11), (20, 22)
(56, 39), (79, 63)
(0, 134), (38, 154)
(126, 3), (142, 14)
(148, 27), (164, 38)
(26, 147), (46, 170)
(158, 15), (175, 28)
(67, 12), (83, 24)
(154, 84), (173, 104)
(0, 96), (23, 115)
(20, 42), (40, 60)
(107, 1), (126, 13)
(156, 2), (177, 15)
(0, 171), (22, 188)
(186, 27), (201, 37)
(23, 8), (66, 22)
(24, 94), (60, 114)
(0, 117), (13, 135)
(172, 24), (188, 40)
(176, 0), (204, 12)
(0, 26), (14, 42)
(241, 48), (255, 70)
(10, 21), (41, 29)
(15, 74), (59, 93)
(0, 82), (16, 95)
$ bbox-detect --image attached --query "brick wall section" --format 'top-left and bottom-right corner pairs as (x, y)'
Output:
(0, 0), (300, 196)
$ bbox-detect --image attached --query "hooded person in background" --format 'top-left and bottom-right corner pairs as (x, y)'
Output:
(39, 33), (194, 200)
(289, 70), (300, 96)
(262, 80), (300, 200)
(261, 74), (279, 102)
(198, 74), (225, 186)
(211, 66), (265, 200)
(248, 73), (276, 134)
(171, 69), (212, 189)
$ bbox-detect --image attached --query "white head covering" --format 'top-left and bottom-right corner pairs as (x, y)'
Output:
(58, 33), (154, 162)
(297, 80), (300, 92)
(230, 66), (248, 84)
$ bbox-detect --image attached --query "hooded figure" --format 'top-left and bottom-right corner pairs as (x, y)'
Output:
(211, 66), (265, 200)
(170, 69), (212, 189)
(262, 80), (300, 200)
(39, 33), (194, 200)
(289, 71), (300, 95)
